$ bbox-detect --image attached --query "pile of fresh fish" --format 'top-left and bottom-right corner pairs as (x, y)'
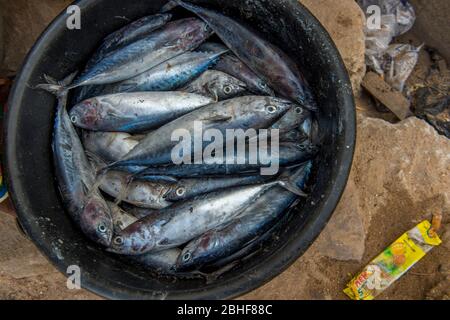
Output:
(37, 1), (321, 275)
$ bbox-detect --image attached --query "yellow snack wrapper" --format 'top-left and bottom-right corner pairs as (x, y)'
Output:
(344, 220), (442, 300)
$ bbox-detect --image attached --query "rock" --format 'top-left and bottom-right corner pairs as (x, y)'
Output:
(314, 114), (449, 262)
(0, 0), (73, 76)
(354, 115), (450, 219)
(409, 0), (450, 63)
(313, 179), (366, 261)
(245, 114), (450, 299)
(300, 0), (366, 95)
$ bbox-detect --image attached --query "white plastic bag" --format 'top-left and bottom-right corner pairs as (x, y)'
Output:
(358, 0), (418, 91)
(358, 0), (416, 36)
(383, 44), (422, 92)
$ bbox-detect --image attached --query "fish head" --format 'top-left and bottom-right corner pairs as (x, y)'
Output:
(251, 97), (295, 120)
(301, 116), (321, 145)
(290, 83), (318, 111)
(108, 233), (135, 255)
(175, 235), (212, 271)
(108, 219), (157, 255)
(273, 105), (311, 131)
(282, 140), (320, 161)
(212, 74), (248, 100)
(70, 99), (101, 129)
(163, 185), (187, 202)
(80, 195), (113, 247)
(256, 80), (275, 96)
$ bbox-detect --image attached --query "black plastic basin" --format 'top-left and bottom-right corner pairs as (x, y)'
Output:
(5, 0), (355, 299)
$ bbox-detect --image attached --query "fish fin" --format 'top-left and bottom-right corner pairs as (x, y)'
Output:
(163, 44), (178, 51)
(117, 82), (139, 92)
(44, 74), (59, 85)
(204, 262), (240, 284)
(276, 164), (309, 197)
(35, 83), (65, 96)
(209, 49), (229, 60)
(160, 0), (179, 12)
(124, 135), (146, 142)
(172, 0), (199, 13)
(85, 151), (107, 171)
(201, 115), (231, 122)
(86, 174), (105, 199)
(96, 161), (118, 177)
(114, 174), (133, 206)
(34, 71), (78, 97)
(208, 87), (219, 103)
(94, 160), (125, 192)
(139, 175), (178, 184)
(277, 181), (307, 197)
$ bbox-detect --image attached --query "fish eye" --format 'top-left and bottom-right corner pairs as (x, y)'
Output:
(176, 187), (186, 197)
(70, 115), (77, 123)
(266, 105), (277, 113)
(183, 252), (191, 262)
(223, 86), (232, 94)
(98, 224), (107, 234)
(113, 236), (123, 246)
(295, 107), (303, 114)
(223, 85), (232, 95)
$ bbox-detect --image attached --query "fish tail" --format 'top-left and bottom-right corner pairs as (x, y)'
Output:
(34, 71), (78, 97)
(172, 0), (197, 12)
(303, 92), (319, 112)
(276, 163), (309, 197)
(210, 49), (229, 60)
(96, 160), (121, 177)
(92, 167), (114, 199)
(87, 174), (104, 199)
(139, 175), (178, 184)
(35, 83), (65, 96)
(160, 0), (178, 12)
(114, 175), (134, 206)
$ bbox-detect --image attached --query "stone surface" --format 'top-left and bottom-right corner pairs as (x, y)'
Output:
(0, 0), (72, 76)
(245, 112), (450, 300)
(306, 112), (449, 264)
(300, 0), (366, 95)
(313, 179), (366, 262)
(409, 0), (450, 63)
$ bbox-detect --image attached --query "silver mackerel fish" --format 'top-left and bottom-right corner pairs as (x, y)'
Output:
(108, 167), (307, 255)
(70, 91), (214, 133)
(43, 74), (114, 246)
(103, 96), (295, 170)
